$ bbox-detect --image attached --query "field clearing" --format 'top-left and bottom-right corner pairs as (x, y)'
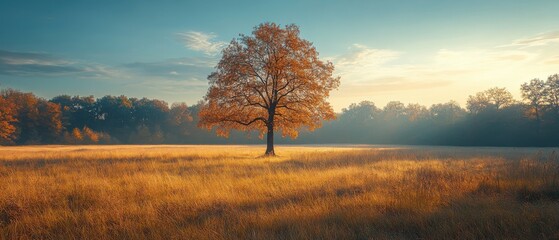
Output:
(1, 145), (558, 239)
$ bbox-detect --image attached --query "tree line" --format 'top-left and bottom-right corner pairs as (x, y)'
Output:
(0, 89), (193, 145)
(300, 74), (559, 147)
(1, 74), (558, 146)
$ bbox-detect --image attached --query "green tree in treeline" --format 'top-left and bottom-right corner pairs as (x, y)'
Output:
(0, 73), (558, 146)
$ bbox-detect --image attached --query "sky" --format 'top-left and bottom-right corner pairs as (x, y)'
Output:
(1, 0), (559, 111)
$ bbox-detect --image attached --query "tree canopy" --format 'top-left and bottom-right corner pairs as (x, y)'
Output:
(198, 23), (340, 155)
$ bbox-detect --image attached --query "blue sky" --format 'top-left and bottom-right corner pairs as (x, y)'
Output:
(1, 0), (559, 111)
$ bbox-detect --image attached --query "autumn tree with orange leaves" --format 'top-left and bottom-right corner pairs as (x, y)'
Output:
(199, 23), (340, 155)
(0, 95), (17, 144)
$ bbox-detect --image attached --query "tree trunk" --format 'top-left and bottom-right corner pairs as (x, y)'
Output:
(265, 107), (275, 156)
(265, 123), (274, 156)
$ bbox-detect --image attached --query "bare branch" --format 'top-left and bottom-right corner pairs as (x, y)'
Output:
(222, 117), (267, 126)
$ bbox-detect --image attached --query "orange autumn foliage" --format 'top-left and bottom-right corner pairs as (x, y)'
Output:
(0, 96), (17, 144)
(199, 23), (340, 155)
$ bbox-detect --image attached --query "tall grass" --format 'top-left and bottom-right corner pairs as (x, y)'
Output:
(0, 145), (558, 239)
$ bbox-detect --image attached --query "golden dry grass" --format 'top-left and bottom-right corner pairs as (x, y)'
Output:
(0, 145), (558, 239)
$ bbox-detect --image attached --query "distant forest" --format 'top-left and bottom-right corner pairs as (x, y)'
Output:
(1, 74), (558, 146)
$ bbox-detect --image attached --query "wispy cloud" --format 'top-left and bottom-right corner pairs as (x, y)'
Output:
(0, 50), (119, 78)
(329, 44), (457, 108)
(328, 38), (553, 110)
(0, 48), (216, 105)
(500, 31), (559, 48)
(434, 49), (537, 69)
(336, 44), (401, 67)
(0, 50), (72, 66)
(545, 55), (559, 65)
(121, 56), (215, 80)
(177, 31), (226, 55)
(332, 44), (448, 87)
(332, 44), (538, 88)
(334, 44), (401, 84)
(0, 50), (80, 76)
(116, 56), (217, 102)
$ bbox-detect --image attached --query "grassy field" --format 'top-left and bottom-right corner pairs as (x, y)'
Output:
(0, 145), (558, 239)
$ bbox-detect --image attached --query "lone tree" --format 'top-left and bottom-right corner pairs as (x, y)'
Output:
(199, 23), (340, 155)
